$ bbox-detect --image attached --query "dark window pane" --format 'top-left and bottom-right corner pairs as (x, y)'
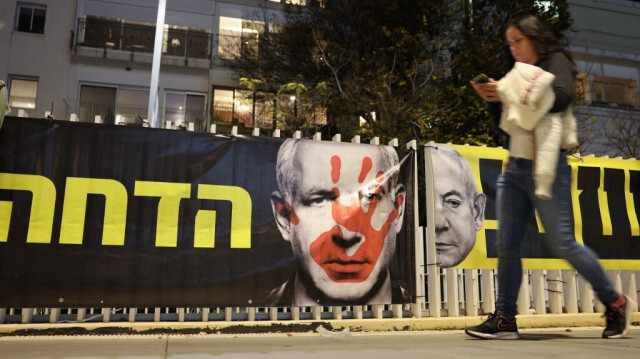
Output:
(16, 7), (32, 32)
(32, 8), (46, 33)
(15, 6), (46, 34)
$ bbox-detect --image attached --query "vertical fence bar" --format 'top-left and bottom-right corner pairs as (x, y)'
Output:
(530, 270), (546, 314)
(50, 308), (60, 324)
(480, 269), (496, 314)
(424, 143), (441, 317)
(562, 270), (578, 313)
(21, 308), (33, 324)
(77, 308), (86, 322)
(621, 271), (638, 312)
(128, 308), (137, 322)
(547, 270), (563, 314)
(406, 140), (424, 318)
(291, 307), (300, 321)
(517, 271), (530, 315)
(578, 277), (595, 313)
(446, 268), (460, 317)
(102, 308), (110, 323)
(464, 269), (479, 316)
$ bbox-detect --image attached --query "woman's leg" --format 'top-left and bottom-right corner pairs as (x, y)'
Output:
(534, 153), (617, 305)
(495, 160), (534, 318)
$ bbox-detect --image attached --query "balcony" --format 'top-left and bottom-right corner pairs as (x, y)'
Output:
(72, 16), (212, 69)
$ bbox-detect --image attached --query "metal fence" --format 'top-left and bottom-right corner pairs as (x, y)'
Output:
(1, 124), (638, 325)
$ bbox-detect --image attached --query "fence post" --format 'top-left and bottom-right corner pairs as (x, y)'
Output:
(21, 308), (33, 324)
(530, 270), (546, 314)
(406, 140), (424, 318)
(50, 308), (60, 324)
(547, 270), (564, 314)
(578, 277), (595, 313)
(446, 268), (460, 317)
(517, 271), (530, 315)
(562, 270), (578, 313)
(621, 271), (638, 312)
(480, 270), (496, 314)
(102, 308), (110, 323)
(424, 143), (441, 317)
(464, 269), (479, 316)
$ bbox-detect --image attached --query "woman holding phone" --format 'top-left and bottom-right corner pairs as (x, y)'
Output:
(465, 14), (632, 340)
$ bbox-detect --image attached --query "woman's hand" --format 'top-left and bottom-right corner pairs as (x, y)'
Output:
(470, 79), (500, 102)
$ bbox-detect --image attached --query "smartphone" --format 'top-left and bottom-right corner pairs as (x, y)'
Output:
(472, 73), (489, 83)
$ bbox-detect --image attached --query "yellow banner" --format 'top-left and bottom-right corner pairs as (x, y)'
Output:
(429, 144), (640, 270)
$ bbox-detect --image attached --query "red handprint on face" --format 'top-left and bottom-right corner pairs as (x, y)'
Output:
(309, 155), (403, 282)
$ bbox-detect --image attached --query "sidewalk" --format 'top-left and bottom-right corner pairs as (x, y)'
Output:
(1, 327), (639, 359)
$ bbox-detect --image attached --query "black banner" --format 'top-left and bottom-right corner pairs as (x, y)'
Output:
(0, 117), (415, 308)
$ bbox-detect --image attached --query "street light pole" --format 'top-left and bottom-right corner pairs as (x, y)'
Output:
(147, 0), (166, 128)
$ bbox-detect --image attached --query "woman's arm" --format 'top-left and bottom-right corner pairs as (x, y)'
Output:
(543, 52), (576, 113)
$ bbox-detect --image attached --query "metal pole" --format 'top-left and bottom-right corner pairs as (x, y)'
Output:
(148, 0), (166, 128)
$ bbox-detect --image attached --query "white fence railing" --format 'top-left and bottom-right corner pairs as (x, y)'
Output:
(1, 118), (638, 326)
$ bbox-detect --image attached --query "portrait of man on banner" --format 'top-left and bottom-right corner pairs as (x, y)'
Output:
(266, 139), (414, 306)
(431, 144), (486, 268)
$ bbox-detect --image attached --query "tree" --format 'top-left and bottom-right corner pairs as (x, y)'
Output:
(442, 0), (573, 146)
(219, 0), (573, 146)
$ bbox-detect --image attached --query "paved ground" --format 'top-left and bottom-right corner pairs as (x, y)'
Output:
(0, 327), (638, 359)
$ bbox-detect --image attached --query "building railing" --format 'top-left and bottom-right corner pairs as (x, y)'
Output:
(73, 17), (212, 61)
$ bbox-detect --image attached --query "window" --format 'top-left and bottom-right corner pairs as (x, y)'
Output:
(166, 26), (211, 59)
(78, 85), (116, 124)
(218, 17), (265, 59)
(81, 16), (122, 48)
(15, 3), (46, 34)
(591, 75), (639, 106)
(8, 77), (38, 111)
(213, 88), (278, 129)
(164, 92), (206, 131)
(116, 89), (149, 125)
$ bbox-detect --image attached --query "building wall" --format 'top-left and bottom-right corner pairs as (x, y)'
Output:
(568, 0), (640, 158)
(0, 0), (77, 119)
(0, 0), (285, 123)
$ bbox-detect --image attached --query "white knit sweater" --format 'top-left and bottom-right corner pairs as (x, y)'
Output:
(497, 62), (578, 200)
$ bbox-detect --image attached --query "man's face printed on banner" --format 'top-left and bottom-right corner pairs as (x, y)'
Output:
(272, 141), (406, 302)
(432, 147), (485, 268)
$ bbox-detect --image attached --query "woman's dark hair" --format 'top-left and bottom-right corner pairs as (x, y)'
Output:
(507, 15), (573, 62)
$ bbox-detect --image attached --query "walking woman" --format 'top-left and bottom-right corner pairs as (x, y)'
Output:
(465, 14), (633, 340)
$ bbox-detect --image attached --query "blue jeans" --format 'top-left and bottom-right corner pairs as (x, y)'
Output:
(495, 152), (617, 318)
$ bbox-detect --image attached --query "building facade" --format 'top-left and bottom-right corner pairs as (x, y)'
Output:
(0, 0), (296, 131)
(0, 0), (638, 155)
(567, 0), (640, 158)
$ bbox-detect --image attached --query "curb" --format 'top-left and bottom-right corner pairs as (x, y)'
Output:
(0, 313), (638, 336)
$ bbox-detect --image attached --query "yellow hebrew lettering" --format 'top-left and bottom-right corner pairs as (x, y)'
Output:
(134, 181), (191, 247)
(0, 173), (55, 243)
(625, 169), (640, 237)
(597, 167), (613, 236)
(197, 184), (252, 248)
(0, 201), (11, 242)
(194, 210), (216, 248)
(59, 178), (128, 245)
